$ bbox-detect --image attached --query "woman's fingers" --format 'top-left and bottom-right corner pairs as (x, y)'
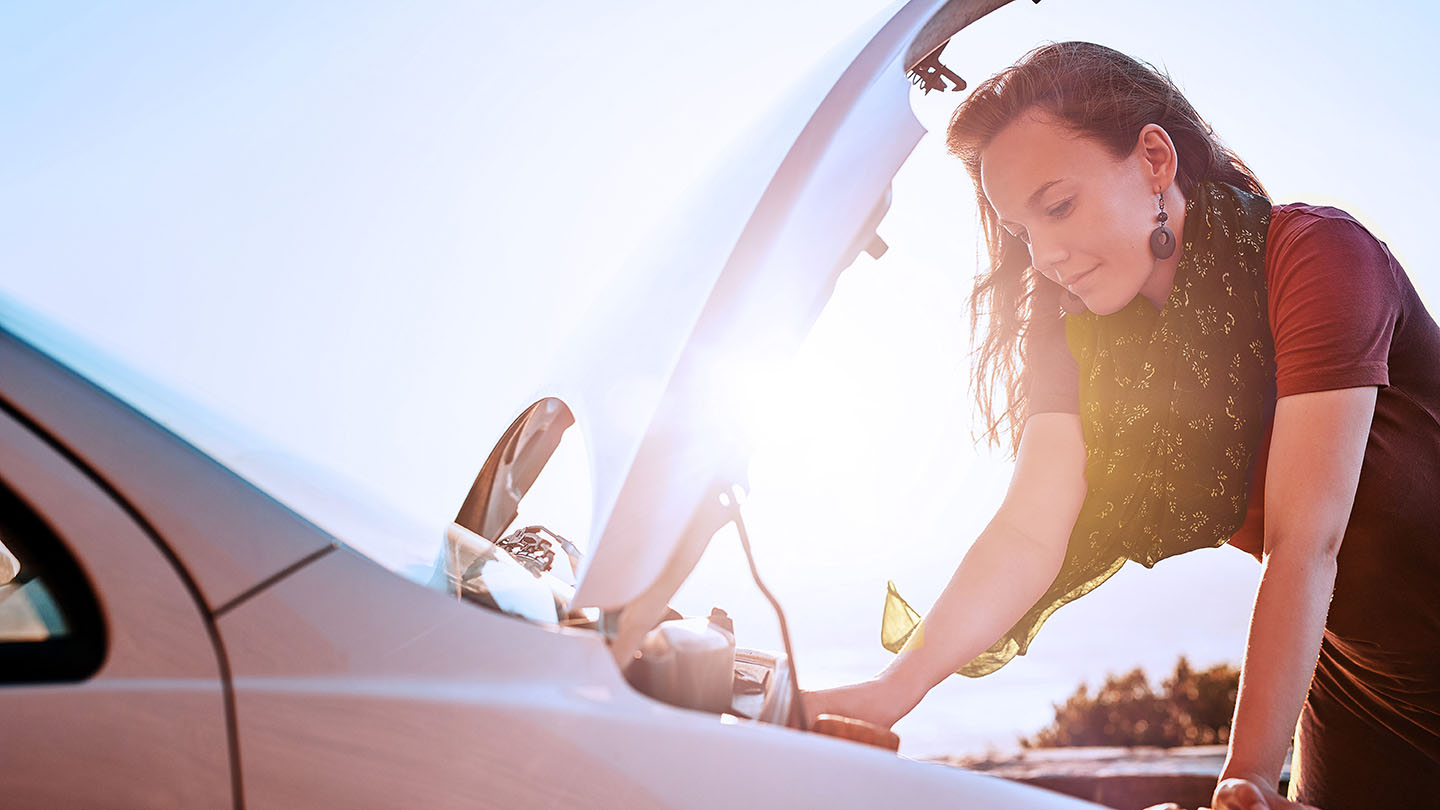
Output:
(797, 681), (898, 729)
(797, 687), (846, 726)
(1209, 778), (1319, 807)
(1141, 778), (1320, 810)
(1213, 777), (1270, 810)
(796, 689), (826, 725)
(1212, 777), (1321, 810)
(800, 685), (865, 725)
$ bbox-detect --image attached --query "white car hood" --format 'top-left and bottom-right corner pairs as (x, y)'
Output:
(487, 0), (1014, 661)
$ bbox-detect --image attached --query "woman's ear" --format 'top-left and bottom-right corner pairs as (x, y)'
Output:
(1135, 123), (1178, 191)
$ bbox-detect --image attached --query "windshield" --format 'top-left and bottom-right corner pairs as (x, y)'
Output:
(0, 294), (444, 581)
(2, 292), (600, 626)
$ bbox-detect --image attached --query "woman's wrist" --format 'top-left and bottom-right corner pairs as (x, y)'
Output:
(874, 651), (941, 721)
(1218, 757), (1279, 792)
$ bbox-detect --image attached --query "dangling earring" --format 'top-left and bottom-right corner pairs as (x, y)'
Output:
(1150, 192), (1175, 259)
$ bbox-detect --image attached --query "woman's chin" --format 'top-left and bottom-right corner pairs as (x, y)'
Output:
(1079, 287), (1154, 316)
(1081, 295), (1124, 316)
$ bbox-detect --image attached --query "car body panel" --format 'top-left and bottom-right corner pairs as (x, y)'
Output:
(221, 546), (1098, 809)
(0, 405), (232, 808)
(0, 326), (334, 612)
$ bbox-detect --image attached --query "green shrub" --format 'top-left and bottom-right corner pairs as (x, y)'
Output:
(1021, 657), (1239, 748)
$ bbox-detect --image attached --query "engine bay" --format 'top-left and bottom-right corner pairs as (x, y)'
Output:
(442, 520), (796, 727)
(445, 396), (896, 750)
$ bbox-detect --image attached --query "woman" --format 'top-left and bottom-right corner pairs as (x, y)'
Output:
(803, 42), (1440, 810)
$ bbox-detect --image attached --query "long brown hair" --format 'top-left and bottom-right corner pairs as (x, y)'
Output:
(947, 41), (1265, 453)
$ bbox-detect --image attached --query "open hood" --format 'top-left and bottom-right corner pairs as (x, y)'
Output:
(456, 0), (1016, 663)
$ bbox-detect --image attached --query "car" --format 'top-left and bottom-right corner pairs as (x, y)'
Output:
(0, 0), (1121, 807)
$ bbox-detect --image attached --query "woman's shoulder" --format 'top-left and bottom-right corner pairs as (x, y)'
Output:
(1265, 202), (1402, 296)
(1264, 201), (1421, 398)
(1270, 201), (1364, 223)
(1268, 202), (1386, 251)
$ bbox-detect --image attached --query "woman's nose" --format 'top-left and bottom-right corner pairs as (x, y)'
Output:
(1029, 234), (1068, 281)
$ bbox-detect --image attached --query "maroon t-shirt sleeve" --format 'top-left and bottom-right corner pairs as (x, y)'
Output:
(1266, 206), (1400, 397)
(1022, 280), (1080, 418)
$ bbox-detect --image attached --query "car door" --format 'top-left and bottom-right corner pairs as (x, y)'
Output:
(0, 406), (234, 809)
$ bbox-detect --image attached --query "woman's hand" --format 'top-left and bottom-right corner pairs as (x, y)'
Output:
(799, 679), (905, 730)
(1137, 778), (1320, 810)
(799, 415), (1087, 731)
(1210, 777), (1318, 810)
(797, 416), (1087, 738)
(1140, 777), (1320, 810)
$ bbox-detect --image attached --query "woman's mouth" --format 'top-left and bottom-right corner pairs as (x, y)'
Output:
(1063, 265), (1098, 292)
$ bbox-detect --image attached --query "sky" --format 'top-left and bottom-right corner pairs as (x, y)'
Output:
(3, 0), (1438, 757)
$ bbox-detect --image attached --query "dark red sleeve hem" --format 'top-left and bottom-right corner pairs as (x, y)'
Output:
(1276, 362), (1389, 398)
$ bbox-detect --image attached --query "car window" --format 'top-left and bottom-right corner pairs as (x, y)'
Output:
(0, 556), (67, 642)
(0, 484), (105, 682)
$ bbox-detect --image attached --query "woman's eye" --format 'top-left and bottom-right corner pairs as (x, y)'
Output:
(1047, 199), (1073, 218)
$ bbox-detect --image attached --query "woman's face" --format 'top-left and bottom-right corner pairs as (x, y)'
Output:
(979, 110), (1177, 315)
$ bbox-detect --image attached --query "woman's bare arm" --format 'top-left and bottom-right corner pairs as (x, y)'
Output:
(1215, 386), (1377, 809)
(804, 411), (1087, 727)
